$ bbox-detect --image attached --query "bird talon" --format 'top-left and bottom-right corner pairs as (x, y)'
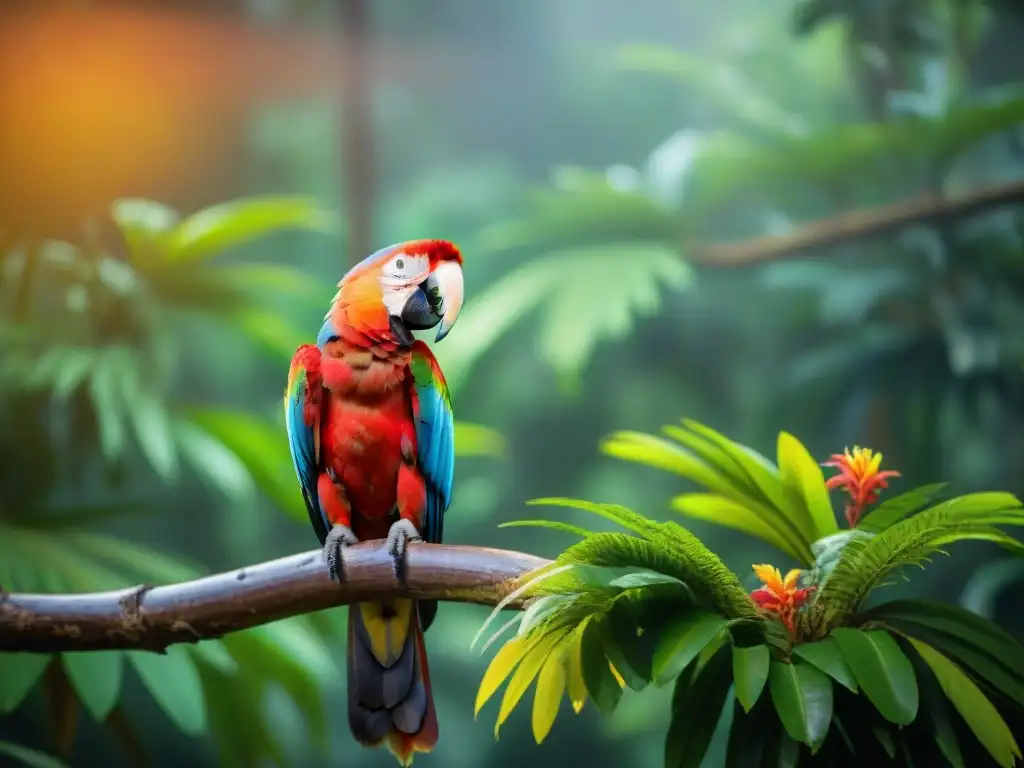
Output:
(323, 524), (360, 583)
(386, 519), (422, 584)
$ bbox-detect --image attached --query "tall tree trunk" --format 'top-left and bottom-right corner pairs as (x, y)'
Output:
(340, 0), (374, 266)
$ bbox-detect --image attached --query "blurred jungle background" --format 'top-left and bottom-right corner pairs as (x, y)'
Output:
(2, 0), (1024, 766)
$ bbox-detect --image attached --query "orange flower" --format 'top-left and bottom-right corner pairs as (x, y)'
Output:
(750, 564), (815, 635)
(822, 446), (901, 527)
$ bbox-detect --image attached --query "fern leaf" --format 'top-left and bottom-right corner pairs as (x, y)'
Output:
(819, 488), (1024, 627)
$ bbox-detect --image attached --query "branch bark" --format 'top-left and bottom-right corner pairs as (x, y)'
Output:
(0, 543), (550, 654)
(692, 178), (1024, 267)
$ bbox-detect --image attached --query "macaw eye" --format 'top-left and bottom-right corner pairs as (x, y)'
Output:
(395, 258), (405, 270)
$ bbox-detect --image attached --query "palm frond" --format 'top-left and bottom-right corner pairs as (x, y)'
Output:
(474, 497), (764, 741)
(434, 243), (691, 394)
(818, 492), (1024, 627)
(602, 422), (842, 565)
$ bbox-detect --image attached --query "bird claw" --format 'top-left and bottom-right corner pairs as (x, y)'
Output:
(323, 524), (360, 583)
(386, 519), (422, 584)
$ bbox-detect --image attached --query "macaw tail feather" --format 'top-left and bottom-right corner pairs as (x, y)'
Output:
(347, 599), (438, 766)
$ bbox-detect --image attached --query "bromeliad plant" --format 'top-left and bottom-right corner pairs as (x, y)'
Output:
(473, 420), (1024, 767)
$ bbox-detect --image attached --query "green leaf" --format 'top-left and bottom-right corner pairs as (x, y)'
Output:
(111, 198), (180, 258)
(453, 421), (507, 458)
(162, 196), (340, 263)
(497, 519), (593, 538)
(434, 243), (690, 394)
(172, 416), (256, 505)
(127, 646), (207, 736)
(193, 658), (281, 768)
(580, 618), (623, 715)
(652, 612), (727, 686)
(768, 659), (833, 748)
(126, 391), (179, 482)
(189, 641), (238, 676)
(681, 421), (803, 533)
(858, 483), (948, 532)
(671, 493), (806, 562)
(0, 741), (69, 768)
(601, 431), (742, 499)
(89, 354), (126, 461)
(961, 558), (1024, 619)
(732, 644), (770, 712)
(0, 653), (50, 713)
(221, 309), (308, 361)
(62, 651), (123, 721)
(791, 637), (858, 693)
(612, 45), (804, 138)
(475, 181), (677, 257)
(183, 408), (304, 522)
(229, 617), (334, 749)
(832, 628), (918, 725)
(518, 595), (577, 637)
(665, 643), (733, 768)
(907, 637), (1021, 768)
(916, 653), (965, 768)
(777, 431), (839, 540)
(859, 599), (1024, 686)
(873, 726), (896, 758)
(603, 601), (655, 691)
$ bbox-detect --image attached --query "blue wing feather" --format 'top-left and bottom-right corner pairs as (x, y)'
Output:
(285, 354), (329, 544)
(409, 342), (455, 546)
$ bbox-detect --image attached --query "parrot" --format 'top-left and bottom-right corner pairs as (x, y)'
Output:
(283, 239), (463, 766)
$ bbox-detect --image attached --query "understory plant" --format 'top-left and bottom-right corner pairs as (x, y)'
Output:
(474, 420), (1024, 767)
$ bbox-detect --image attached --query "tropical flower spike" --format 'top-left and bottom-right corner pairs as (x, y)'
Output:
(749, 564), (815, 637)
(822, 446), (900, 527)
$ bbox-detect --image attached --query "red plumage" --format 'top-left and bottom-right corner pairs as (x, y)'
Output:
(286, 240), (463, 766)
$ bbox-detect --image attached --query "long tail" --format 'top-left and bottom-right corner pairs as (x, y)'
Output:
(347, 599), (438, 766)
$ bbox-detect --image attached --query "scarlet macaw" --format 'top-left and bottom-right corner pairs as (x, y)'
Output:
(283, 239), (463, 765)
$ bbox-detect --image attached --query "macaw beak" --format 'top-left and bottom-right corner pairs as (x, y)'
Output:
(396, 259), (464, 343)
(425, 260), (463, 342)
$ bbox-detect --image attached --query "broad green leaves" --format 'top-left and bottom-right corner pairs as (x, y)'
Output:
(831, 629), (918, 725)
(182, 408), (305, 522)
(665, 644), (733, 768)
(603, 421), (841, 564)
(128, 647), (207, 736)
(908, 638), (1021, 768)
(652, 613), (727, 686)
(112, 196), (340, 263)
(472, 417), (1024, 765)
(732, 644), (770, 712)
(62, 651), (123, 721)
(0, 742), (68, 768)
(0, 653), (50, 713)
(791, 637), (857, 693)
(768, 659), (833, 749)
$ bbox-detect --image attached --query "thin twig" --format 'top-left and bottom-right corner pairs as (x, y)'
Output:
(0, 542), (550, 654)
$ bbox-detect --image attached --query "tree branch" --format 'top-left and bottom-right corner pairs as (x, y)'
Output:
(0, 543), (550, 654)
(692, 178), (1024, 267)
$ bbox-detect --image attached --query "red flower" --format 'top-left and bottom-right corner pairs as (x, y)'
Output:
(822, 446), (900, 527)
(750, 564), (815, 635)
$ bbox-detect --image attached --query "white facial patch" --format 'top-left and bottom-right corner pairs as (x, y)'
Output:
(379, 252), (430, 316)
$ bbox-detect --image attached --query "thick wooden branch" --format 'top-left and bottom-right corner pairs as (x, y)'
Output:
(0, 543), (551, 654)
(692, 177), (1024, 267)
